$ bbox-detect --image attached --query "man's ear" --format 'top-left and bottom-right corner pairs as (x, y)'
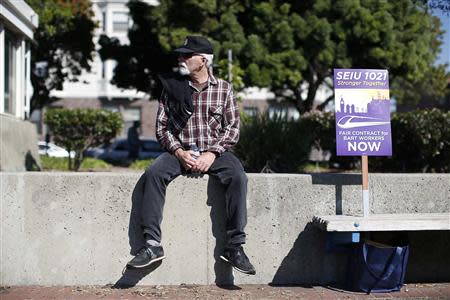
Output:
(201, 57), (207, 68)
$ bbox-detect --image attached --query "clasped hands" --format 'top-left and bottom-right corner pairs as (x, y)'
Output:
(174, 148), (216, 173)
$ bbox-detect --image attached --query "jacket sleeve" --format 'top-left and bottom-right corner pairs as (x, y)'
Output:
(156, 91), (183, 153)
(207, 86), (240, 155)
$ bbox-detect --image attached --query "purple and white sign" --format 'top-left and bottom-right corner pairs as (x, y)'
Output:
(334, 69), (392, 156)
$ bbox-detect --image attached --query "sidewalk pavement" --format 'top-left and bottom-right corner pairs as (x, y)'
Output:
(1, 283), (449, 299)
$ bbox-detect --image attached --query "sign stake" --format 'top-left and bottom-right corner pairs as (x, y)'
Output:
(333, 69), (392, 218)
(362, 155), (369, 217)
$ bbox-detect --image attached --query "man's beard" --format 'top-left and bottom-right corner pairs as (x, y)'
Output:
(178, 62), (191, 76)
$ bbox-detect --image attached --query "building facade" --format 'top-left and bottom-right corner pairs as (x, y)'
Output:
(0, 0), (37, 119)
(0, 0), (40, 171)
(47, 0), (158, 138)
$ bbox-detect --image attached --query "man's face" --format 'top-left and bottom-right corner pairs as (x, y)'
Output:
(177, 53), (206, 76)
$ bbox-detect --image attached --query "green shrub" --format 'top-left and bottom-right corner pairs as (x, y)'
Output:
(371, 109), (450, 172)
(129, 159), (154, 170)
(45, 109), (122, 171)
(236, 108), (450, 173)
(234, 114), (311, 172)
(80, 158), (113, 171)
(304, 108), (450, 173)
(41, 156), (112, 171)
(40, 156), (68, 171)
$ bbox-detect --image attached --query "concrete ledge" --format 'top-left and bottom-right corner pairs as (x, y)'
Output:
(1, 173), (449, 286)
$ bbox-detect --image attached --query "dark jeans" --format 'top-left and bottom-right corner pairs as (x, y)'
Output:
(141, 151), (247, 247)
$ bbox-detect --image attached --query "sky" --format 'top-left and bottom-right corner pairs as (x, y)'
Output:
(433, 9), (450, 71)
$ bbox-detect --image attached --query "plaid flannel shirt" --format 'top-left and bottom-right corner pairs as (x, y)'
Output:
(156, 74), (240, 155)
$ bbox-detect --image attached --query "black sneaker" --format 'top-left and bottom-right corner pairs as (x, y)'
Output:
(220, 245), (256, 275)
(127, 245), (165, 268)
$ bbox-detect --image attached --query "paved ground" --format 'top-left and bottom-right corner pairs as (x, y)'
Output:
(1, 283), (449, 299)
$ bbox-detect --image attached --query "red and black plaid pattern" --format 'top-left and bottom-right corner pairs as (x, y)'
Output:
(156, 74), (240, 155)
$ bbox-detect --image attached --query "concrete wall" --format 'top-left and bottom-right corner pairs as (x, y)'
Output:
(0, 115), (41, 171)
(1, 172), (449, 286)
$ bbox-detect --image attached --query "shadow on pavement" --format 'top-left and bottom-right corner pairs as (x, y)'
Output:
(216, 284), (242, 290)
(113, 261), (163, 289)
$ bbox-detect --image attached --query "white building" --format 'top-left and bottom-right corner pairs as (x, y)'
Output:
(1, 0), (40, 171)
(0, 0), (38, 119)
(47, 0), (159, 137)
(50, 0), (147, 102)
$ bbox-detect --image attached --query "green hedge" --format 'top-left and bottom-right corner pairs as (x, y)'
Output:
(234, 114), (311, 173)
(41, 156), (112, 171)
(372, 109), (450, 172)
(129, 159), (155, 170)
(235, 109), (450, 173)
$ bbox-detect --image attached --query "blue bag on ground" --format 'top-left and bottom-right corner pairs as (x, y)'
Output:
(346, 240), (409, 293)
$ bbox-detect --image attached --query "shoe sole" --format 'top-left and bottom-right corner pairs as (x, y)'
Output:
(219, 255), (256, 275)
(127, 255), (166, 269)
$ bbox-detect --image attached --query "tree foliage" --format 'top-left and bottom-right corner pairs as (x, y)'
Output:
(45, 109), (123, 171)
(99, 0), (448, 114)
(27, 0), (96, 114)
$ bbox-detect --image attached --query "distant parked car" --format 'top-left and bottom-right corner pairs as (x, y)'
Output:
(83, 144), (108, 159)
(38, 141), (75, 158)
(84, 138), (165, 164)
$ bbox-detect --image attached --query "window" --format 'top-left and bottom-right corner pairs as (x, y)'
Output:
(101, 61), (106, 79)
(114, 140), (129, 151)
(38, 144), (49, 151)
(268, 107), (288, 119)
(104, 106), (119, 113)
(123, 108), (140, 121)
(267, 106), (299, 121)
(4, 30), (16, 114)
(113, 12), (129, 32)
(243, 107), (258, 117)
(123, 108), (141, 136)
(24, 42), (30, 108)
(102, 12), (107, 31)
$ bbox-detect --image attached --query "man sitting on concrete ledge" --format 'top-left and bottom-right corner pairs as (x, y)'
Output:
(126, 36), (256, 275)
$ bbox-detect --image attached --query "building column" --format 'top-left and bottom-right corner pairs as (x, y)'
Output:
(23, 40), (31, 119)
(14, 36), (24, 118)
(0, 23), (5, 114)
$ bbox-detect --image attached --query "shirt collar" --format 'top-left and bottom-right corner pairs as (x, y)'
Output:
(209, 74), (218, 85)
(188, 74), (218, 91)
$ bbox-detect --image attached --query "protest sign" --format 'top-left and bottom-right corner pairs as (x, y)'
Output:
(334, 69), (392, 156)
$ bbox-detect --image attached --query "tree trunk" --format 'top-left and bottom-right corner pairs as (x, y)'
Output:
(74, 151), (83, 171)
(293, 89), (306, 114)
(294, 65), (325, 115)
(67, 149), (73, 171)
(303, 77), (322, 114)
